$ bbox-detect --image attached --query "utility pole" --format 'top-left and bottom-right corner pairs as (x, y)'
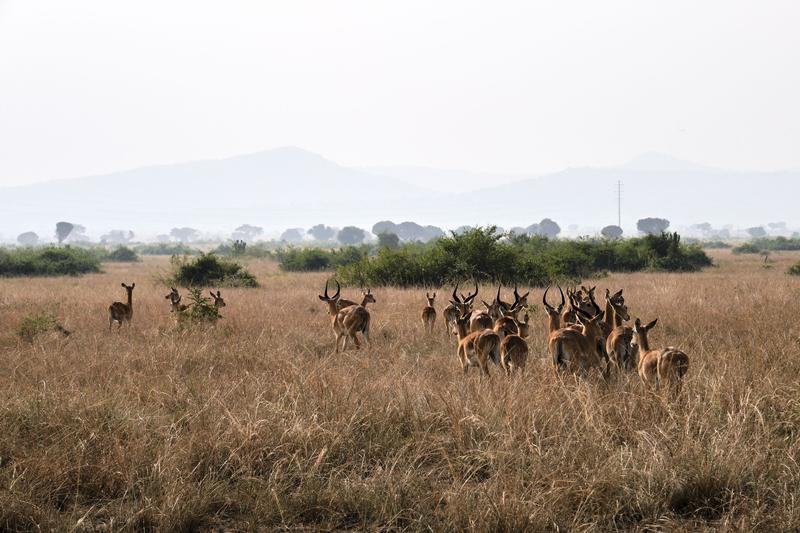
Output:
(616, 180), (622, 227)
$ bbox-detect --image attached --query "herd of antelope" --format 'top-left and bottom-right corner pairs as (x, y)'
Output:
(318, 280), (689, 392)
(106, 283), (226, 329)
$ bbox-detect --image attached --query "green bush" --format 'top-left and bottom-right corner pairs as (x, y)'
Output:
(336, 228), (711, 287)
(17, 313), (70, 342)
(732, 243), (762, 254)
(176, 288), (224, 325)
(0, 246), (101, 277)
(169, 253), (258, 288)
(747, 237), (800, 252)
(136, 243), (199, 255)
(788, 262), (800, 276)
(105, 246), (139, 262)
(277, 246), (368, 272)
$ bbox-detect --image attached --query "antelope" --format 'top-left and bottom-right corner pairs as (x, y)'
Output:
(548, 307), (608, 378)
(493, 288), (527, 340)
(517, 313), (531, 339)
(605, 290), (637, 372)
(482, 286), (505, 321)
(443, 283), (477, 336)
(454, 311), (501, 376)
(421, 292), (436, 333)
(561, 286), (597, 327)
(469, 309), (494, 333)
(209, 290), (226, 308)
(632, 318), (689, 393)
(109, 282), (135, 330)
(165, 288), (189, 313)
(319, 280), (370, 353)
(542, 285), (566, 334)
(500, 334), (529, 376)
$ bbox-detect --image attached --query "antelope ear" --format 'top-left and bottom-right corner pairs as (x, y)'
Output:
(318, 295), (327, 301)
(121, 283), (125, 288)
(210, 291), (216, 298)
(646, 318), (659, 330)
(131, 283), (135, 288)
(217, 290), (221, 297)
(634, 318), (642, 329)
(432, 292), (436, 298)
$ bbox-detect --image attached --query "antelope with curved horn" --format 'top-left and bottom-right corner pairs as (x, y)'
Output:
(445, 282), (478, 336)
(109, 282), (135, 330)
(542, 285), (566, 334)
(482, 285), (505, 321)
(421, 292), (437, 333)
(454, 311), (501, 376)
(548, 306), (608, 378)
(493, 287), (526, 340)
(604, 290), (637, 372)
(633, 318), (689, 393)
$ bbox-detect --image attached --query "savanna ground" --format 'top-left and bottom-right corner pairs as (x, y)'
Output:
(1, 251), (800, 531)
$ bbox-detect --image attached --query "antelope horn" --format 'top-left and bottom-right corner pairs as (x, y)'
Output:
(543, 285), (552, 309)
(333, 279), (341, 300)
(558, 285), (566, 308)
(452, 283), (461, 304)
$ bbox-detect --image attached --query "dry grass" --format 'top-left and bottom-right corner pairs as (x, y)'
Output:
(2, 251), (800, 531)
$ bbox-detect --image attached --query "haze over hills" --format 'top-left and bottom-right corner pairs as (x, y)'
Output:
(0, 148), (797, 241)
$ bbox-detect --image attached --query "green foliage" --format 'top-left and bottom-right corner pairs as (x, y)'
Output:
(699, 240), (732, 249)
(336, 228), (711, 287)
(177, 288), (223, 325)
(278, 246), (368, 272)
(788, 262), (800, 276)
(732, 243), (762, 254)
(17, 313), (70, 342)
(169, 253), (258, 288)
(214, 241), (273, 258)
(377, 232), (400, 249)
(136, 243), (199, 256)
(104, 246), (139, 262)
(0, 246), (101, 277)
(744, 237), (800, 252)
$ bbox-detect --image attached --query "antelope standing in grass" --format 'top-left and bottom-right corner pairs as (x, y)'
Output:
(109, 282), (135, 330)
(454, 311), (501, 376)
(165, 288), (189, 313)
(319, 280), (371, 353)
(209, 290), (226, 308)
(443, 283), (477, 336)
(542, 285), (566, 334)
(493, 288), (527, 340)
(561, 286), (597, 327)
(421, 292), (437, 333)
(500, 334), (528, 376)
(548, 307), (608, 378)
(633, 318), (689, 393)
(605, 290), (637, 371)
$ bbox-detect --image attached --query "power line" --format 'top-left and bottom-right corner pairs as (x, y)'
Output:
(616, 180), (623, 227)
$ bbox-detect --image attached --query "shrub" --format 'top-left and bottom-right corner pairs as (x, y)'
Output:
(788, 262), (800, 276)
(17, 313), (70, 342)
(732, 243), (762, 254)
(278, 246), (367, 272)
(176, 288), (224, 325)
(169, 253), (258, 288)
(0, 246), (101, 277)
(137, 243), (199, 256)
(336, 228), (711, 287)
(105, 246), (139, 262)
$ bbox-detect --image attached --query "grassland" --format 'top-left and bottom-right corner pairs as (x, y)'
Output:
(1, 251), (800, 530)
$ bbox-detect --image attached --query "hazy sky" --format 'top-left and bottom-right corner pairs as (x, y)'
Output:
(1, 0), (798, 187)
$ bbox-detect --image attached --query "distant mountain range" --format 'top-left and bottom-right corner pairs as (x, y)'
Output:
(0, 147), (797, 240)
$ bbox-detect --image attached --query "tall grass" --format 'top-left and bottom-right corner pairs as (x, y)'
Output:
(0, 251), (799, 529)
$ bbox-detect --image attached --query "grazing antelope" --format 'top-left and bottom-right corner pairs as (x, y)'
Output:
(604, 290), (637, 372)
(500, 334), (529, 376)
(548, 307), (608, 378)
(209, 290), (226, 308)
(109, 282), (135, 330)
(633, 318), (689, 394)
(454, 311), (501, 376)
(165, 288), (189, 313)
(421, 292), (437, 333)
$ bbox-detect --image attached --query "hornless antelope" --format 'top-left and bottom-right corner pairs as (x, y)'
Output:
(632, 318), (689, 393)
(165, 288), (189, 313)
(517, 313), (531, 339)
(604, 290), (637, 372)
(454, 311), (501, 376)
(209, 290), (226, 308)
(548, 307), (608, 378)
(421, 292), (437, 333)
(109, 282), (135, 330)
(500, 334), (529, 376)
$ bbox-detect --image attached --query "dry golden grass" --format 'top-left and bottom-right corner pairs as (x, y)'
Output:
(2, 251), (800, 530)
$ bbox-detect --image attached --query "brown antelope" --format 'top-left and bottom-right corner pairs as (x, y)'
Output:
(500, 334), (529, 375)
(165, 288), (189, 313)
(561, 286), (597, 327)
(604, 290), (637, 372)
(109, 282), (135, 330)
(493, 288), (527, 340)
(632, 318), (689, 393)
(517, 313), (531, 339)
(421, 292), (436, 333)
(319, 280), (370, 353)
(209, 290), (226, 308)
(469, 309), (494, 333)
(548, 307), (608, 378)
(542, 285), (566, 334)
(443, 283), (477, 336)
(454, 311), (501, 376)
(482, 286), (505, 321)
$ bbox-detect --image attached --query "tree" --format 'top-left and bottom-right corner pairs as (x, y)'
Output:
(372, 220), (397, 236)
(337, 226), (366, 245)
(280, 228), (304, 243)
(538, 218), (561, 238)
(601, 225), (623, 239)
(746, 226), (767, 239)
(101, 230), (135, 244)
(55, 221), (74, 244)
(637, 217), (670, 235)
(691, 222), (713, 235)
(231, 224), (264, 242)
(377, 232), (400, 249)
(67, 224), (89, 242)
(170, 227), (200, 243)
(17, 231), (39, 246)
(307, 224), (336, 241)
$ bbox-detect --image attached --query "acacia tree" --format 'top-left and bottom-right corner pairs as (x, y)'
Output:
(601, 225), (623, 239)
(170, 227), (200, 243)
(231, 224), (264, 242)
(377, 232), (400, 249)
(55, 222), (74, 244)
(307, 224), (336, 241)
(280, 228), (305, 243)
(746, 226), (767, 239)
(637, 217), (670, 235)
(337, 226), (366, 245)
(17, 231), (39, 246)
